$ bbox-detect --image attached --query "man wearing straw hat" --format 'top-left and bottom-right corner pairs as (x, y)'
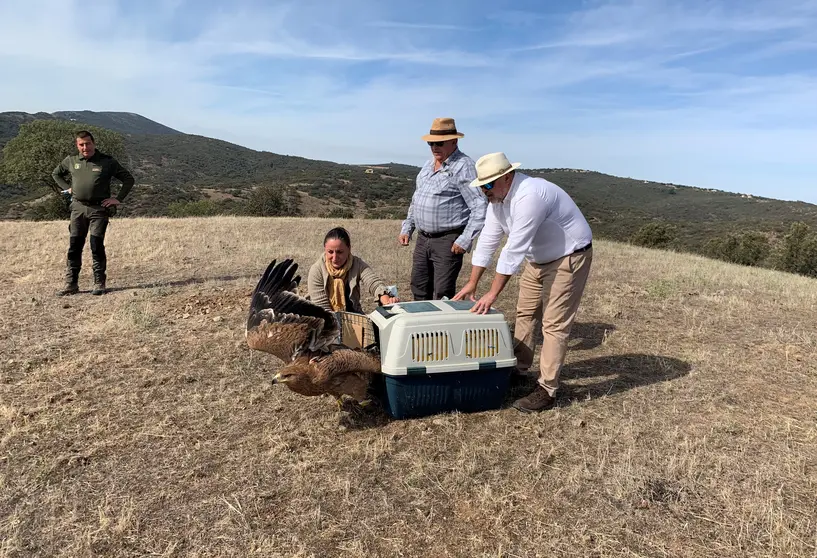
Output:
(453, 152), (593, 413)
(399, 117), (487, 301)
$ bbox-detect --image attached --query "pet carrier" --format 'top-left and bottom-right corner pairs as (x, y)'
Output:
(360, 300), (517, 419)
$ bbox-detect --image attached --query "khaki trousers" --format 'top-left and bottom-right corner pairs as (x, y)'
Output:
(513, 249), (593, 395)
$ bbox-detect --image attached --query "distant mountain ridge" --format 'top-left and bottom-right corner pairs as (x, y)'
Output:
(51, 111), (182, 135)
(0, 110), (180, 145)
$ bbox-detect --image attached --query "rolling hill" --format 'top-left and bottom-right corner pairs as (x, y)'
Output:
(2, 110), (817, 257)
(0, 110), (180, 144)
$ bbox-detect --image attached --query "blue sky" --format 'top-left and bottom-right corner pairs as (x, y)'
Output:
(1, 0), (816, 203)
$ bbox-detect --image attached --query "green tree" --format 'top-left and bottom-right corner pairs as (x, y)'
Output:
(704, 231), (770, 267)
(776, 222), (817, 277)
(23, 193), (72, 221)
(631, 222), (677, 249)
(0, 119), (125, 194)
(243, 184), (301, 217)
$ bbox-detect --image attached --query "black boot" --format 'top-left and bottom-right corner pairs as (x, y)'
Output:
(92, 271), (107, 295)
(57, 276), (79, 296)
(57, 239), (83, 296)
(90, 235), (107, 295)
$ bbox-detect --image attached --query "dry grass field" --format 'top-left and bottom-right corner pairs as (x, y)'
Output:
(1, 216), (815, 558)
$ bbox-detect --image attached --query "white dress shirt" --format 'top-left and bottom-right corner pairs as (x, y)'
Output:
(471, 172), (593, 275)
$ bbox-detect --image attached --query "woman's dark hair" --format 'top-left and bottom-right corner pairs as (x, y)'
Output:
(324, 227), (351, 248)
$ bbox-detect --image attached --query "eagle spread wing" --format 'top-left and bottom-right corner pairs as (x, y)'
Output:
(245, 258), (340, 362)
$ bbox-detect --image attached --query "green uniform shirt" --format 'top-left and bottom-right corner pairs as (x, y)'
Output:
(51, 151), (135, 204)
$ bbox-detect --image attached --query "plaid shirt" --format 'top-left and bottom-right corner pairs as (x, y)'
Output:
(400, 149), (488, 251)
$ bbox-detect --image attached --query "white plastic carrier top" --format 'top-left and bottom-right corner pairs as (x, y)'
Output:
(367, 299), (517, 376)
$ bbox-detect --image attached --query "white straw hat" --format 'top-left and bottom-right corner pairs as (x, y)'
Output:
(469, 152), (521, 188)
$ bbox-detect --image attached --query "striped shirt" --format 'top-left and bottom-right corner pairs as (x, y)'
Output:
(400, 149), (488, 251)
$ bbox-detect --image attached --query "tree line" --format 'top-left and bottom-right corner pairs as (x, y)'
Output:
(2, 119), (816, 278)
(631, 221), (817, 277)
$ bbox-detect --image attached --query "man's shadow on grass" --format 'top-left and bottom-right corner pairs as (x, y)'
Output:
(505, 353), (692, 407)
(105, 274), (258, 293)
(504, 321), (690, 404)
(340, 322), (690, 429)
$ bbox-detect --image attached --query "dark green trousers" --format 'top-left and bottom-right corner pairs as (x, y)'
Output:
(65, 201), (114, 284)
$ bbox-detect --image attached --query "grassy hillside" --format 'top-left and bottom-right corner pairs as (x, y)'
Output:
(3, 111), (817, 262)
(525, 169), (817, 250)
(119, 131), (817, 250)
(1, 217), (815, 557)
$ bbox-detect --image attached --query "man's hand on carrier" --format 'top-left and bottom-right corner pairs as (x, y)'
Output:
(471, 291), (497, 314)
(453, 281), (478, 302)
(101, 198), (121, 208)
(470, 273), (511, 314)
(379, 294), (399, 305)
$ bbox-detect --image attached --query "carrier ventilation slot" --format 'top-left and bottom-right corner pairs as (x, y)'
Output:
(464, 329), (500, 359)
(411, 331), (450, 362)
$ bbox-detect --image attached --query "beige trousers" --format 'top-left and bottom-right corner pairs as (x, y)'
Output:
(513, 249), (593, 395)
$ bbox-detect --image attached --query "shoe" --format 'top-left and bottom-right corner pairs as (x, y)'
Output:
(57, 283), (79, 296)
(92, 281), (107, 296)
(512, 385), (556, 413)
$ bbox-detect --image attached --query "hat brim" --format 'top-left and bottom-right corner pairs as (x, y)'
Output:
(469, 162), (521, 188)
(421, 132), (464, 142)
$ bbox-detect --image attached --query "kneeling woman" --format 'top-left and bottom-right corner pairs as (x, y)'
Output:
(307, 227), (399, 314)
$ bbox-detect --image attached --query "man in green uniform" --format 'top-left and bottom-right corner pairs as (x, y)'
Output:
(52, 130), (135, 296)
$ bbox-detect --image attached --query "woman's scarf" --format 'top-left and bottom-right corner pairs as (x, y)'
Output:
(325, 255), (353, 312)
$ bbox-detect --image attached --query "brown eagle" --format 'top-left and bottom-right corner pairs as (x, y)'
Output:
(245, 258), (382, 403)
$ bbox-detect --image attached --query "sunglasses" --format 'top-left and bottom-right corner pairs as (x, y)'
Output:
(480, 180), (496, 191)
(427, 141), (447, 147)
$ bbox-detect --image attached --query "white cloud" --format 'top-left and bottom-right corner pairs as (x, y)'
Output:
(1, 0), (816, 203)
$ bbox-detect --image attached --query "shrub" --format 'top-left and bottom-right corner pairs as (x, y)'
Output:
(776, 222), (817, 277)
(704, 231), (770, 267)
(631, 222), (676, 249)
(166, 199), (223, 218)
(326, 207), (354, 219)
(243, 184), (300, 217)
(23, 193), (71, 221)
